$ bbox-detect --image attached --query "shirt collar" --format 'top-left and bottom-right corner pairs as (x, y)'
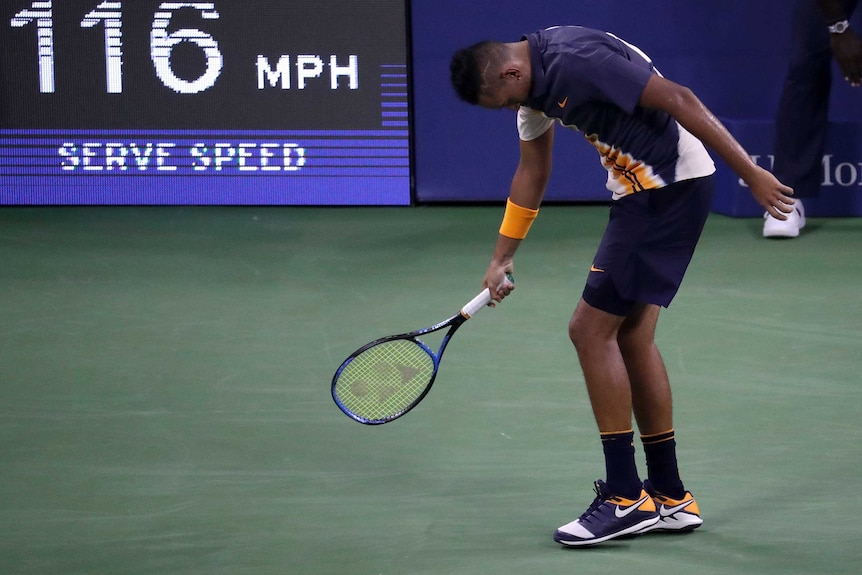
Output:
(522, 33), (547, 107)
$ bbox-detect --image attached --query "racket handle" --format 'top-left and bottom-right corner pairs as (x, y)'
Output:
(461, 273), (514, 318)
(462, 290), (493, 318)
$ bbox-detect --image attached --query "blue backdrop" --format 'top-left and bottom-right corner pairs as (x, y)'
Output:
(410, 0), (862, 213)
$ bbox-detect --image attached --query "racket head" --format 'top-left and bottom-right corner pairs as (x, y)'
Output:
(332, 336), (439, 424)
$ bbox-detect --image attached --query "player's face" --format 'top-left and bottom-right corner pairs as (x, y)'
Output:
(477, 81), (525, 111)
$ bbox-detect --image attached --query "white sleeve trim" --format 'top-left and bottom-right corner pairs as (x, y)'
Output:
(517, 106), (555, 141)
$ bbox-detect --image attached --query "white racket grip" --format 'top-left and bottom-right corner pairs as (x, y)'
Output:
(461, 289), (492, 319)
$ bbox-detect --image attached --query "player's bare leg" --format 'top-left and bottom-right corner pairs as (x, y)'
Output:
(616, 303), (673, 436)
(568, 298), (631, 432)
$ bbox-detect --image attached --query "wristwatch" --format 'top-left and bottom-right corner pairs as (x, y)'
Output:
(828, 19), (850, 34)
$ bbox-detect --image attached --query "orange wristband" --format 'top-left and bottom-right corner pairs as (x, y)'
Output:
(499, 198), (539, 239)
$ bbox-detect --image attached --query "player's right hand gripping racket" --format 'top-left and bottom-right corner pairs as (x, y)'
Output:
(331, 276), (511, 425)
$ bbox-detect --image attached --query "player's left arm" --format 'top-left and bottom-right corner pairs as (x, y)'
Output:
(638, 74), (795, 220)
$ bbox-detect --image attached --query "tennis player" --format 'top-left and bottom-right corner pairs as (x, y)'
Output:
(450, 26), (795, 546)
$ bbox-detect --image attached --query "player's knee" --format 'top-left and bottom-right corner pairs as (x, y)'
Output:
(569, 304), (619, 352)
(568, 315), (596, 352)
(617, 327), (648, 355)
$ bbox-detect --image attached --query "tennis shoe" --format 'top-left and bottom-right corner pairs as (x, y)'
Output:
(763, 199), (805, 238)
(636, 480), (703, 533)
(553, 480), (659, 547)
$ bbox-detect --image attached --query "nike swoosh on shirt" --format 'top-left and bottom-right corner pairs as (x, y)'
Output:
(557, 97), (568, 108)
(590, 264), (605, 273)
(660, 500), (694, 517)
(614, 495), (651, 518)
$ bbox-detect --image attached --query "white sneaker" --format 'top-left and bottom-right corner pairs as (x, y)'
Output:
(763, 199), (805, 238)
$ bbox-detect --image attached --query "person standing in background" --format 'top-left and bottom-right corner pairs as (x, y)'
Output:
(765, 0), (862, 238)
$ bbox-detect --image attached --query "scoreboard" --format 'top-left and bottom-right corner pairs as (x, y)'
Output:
(0, 0), (411, 205)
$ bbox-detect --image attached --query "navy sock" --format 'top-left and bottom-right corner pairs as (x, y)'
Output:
(641, 429), (686, 499)
(601, 430), (642, 499)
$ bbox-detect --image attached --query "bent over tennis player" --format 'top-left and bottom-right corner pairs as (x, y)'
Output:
(450, 25), (794, 547)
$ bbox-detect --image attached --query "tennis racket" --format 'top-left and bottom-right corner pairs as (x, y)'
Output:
(331, 275), (512, 425)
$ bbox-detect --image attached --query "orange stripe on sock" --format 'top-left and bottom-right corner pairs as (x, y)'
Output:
(640, 429), (675, 445)
(600, 429), (634, 437)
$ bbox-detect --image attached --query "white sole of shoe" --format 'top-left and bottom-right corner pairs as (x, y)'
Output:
(636, 513), (703, 534)
(763, 224), (800, 238)
(555, 516), (660, 546)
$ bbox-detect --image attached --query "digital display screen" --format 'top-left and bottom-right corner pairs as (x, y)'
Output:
(0, 1), (411, 205)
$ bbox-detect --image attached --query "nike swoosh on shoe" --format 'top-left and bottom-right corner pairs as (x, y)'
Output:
(660, 500), (694, 517)
(614, 495), (651, 518)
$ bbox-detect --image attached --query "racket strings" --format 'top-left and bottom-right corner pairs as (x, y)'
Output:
(334, 339), (435, 422)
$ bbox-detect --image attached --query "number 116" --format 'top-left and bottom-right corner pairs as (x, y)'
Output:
(10, 0), (224, 94)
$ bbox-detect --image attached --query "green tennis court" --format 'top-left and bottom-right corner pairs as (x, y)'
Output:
(1, 206), (860, 574)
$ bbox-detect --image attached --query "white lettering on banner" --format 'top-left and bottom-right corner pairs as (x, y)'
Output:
(58, 141), (307, 172)
(190, 143), (306, 171)
(739, 154), (862, 187)
(59, 142), (176, 171)
(821, 155), (862, 187)
(257, 55), (291, 89)
(256, 55), (359, 90)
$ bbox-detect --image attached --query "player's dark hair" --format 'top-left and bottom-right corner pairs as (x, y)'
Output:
(450, 41), (505, 105)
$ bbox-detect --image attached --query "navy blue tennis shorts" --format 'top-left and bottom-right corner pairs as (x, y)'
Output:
(582, 175), (714, 316)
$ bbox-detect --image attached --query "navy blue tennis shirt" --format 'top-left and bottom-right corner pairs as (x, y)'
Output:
(518, 26), (715, 199)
